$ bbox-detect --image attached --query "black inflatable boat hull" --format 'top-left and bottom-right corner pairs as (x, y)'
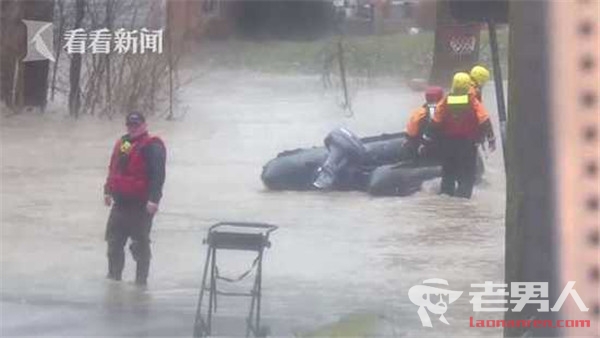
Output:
(261, 132), (440, 193)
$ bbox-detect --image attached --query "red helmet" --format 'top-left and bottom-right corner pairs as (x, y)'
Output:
(425, 86), (444, 103)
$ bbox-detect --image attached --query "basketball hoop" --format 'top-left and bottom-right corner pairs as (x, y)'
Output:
(430, 23), (481, 86)
(443, 24), (480, 56)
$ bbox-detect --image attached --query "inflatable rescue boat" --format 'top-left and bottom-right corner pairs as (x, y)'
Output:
(260, 128), (465, 196)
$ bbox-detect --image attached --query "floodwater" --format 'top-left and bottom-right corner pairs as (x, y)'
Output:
(1, 70), (505, 336)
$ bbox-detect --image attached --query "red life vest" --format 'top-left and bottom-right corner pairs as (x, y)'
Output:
(106, 133), (163, 200)
(438, 94), (481, 140)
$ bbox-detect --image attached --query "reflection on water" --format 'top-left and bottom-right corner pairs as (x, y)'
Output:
(1, 72), (505, 336)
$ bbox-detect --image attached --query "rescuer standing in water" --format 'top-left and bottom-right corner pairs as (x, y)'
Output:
(103, 112), (166, 286)
(426, 72), (496, 198)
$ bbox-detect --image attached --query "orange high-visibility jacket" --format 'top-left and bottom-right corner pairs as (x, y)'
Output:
(405, 106), (428, 138)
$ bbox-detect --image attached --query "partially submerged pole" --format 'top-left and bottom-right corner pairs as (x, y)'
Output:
(487, 18), (507, 168)
(337, 38), (350, 112)
(504, 1), (560, 336)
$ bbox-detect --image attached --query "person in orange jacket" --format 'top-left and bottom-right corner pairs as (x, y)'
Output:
(405, 86), (444, 158)
(427, 72), (496, 198)
(469, 65), (490, 102)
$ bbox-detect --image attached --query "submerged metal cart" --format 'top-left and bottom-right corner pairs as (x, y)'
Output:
(193, 222), (278, 337)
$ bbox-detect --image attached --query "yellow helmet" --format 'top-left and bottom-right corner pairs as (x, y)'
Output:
(470, 65), (490, 86)
(451, 72), (472, 94)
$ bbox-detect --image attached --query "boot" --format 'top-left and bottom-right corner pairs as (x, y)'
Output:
(107, 244), (124, 281)
(130, 241), (150, 286)
(107, 256), (123, 281)
(135, 260), (149, 286)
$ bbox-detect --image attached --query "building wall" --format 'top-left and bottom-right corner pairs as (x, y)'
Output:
(0, 0), (53, 109)
(166, 0), (237, 43)
(414, 0), (437, 30)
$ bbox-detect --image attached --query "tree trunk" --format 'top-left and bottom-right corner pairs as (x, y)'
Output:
(69, 0), (84, 117)
(105, 0), (112, 117)
(0, 1), (24, 109)
(51, 0), (65, 101)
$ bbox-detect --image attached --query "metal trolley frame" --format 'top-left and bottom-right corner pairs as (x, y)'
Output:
(193, 222), (278, 337)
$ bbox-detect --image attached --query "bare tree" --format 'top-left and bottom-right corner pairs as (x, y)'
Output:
(50, 0), (185, 119)
(68, 0), (84, 117)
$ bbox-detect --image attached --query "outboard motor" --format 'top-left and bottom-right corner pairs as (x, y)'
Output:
(313, 128), (367, 189)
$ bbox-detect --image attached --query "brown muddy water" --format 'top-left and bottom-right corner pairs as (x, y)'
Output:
(1, 71), (505, 337)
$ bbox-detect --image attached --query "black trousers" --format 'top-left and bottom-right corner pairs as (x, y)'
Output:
(105, 203), (153, 284)
(440, 138), (478, 199)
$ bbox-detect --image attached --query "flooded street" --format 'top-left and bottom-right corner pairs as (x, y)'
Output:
(1, 70), (505, 336)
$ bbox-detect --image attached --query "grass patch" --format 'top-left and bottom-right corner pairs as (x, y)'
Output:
(193, 28), (508, 80)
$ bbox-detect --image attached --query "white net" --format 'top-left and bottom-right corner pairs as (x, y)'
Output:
(448, 35), (477, 55)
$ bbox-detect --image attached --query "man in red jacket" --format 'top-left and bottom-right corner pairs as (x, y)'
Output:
(104, 112), (166, 286)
